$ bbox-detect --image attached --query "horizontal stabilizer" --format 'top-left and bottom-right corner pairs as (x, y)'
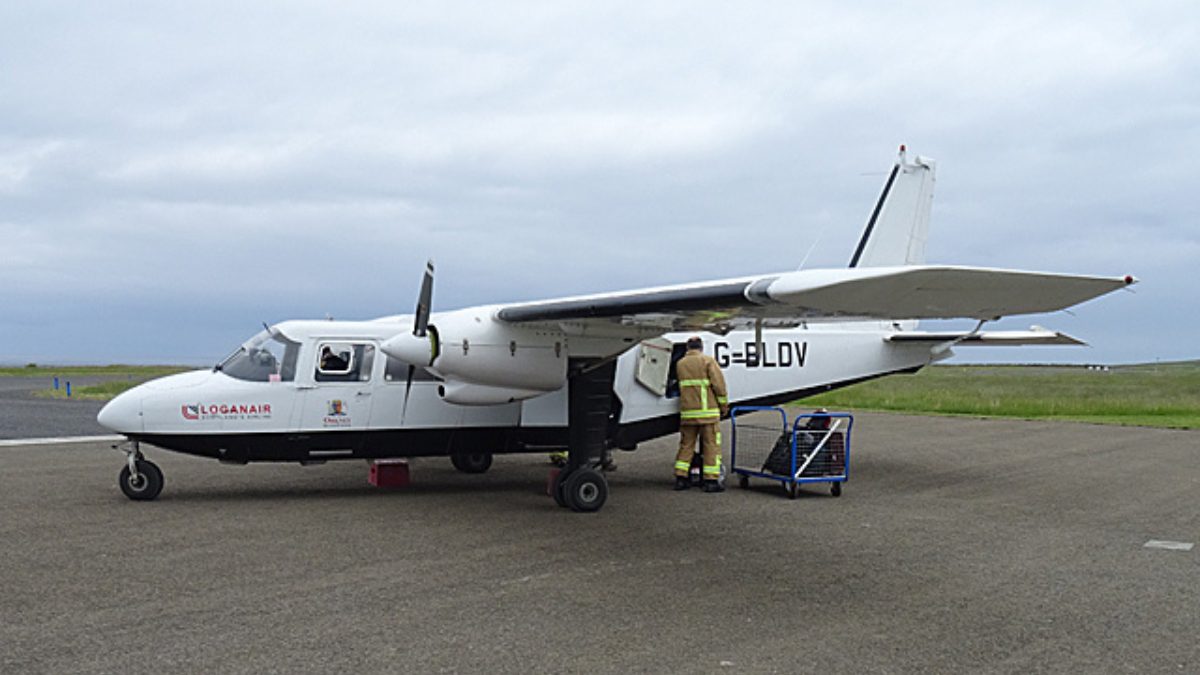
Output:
(886, 327), (1086, 346)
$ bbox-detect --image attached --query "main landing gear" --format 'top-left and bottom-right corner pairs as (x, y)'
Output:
(552, 466), (609, 512)
(115, 441), (164, 501)
(552, 360), (617, 513)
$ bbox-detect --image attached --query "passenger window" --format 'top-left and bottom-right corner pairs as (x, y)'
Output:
(316, 343), (375, 382)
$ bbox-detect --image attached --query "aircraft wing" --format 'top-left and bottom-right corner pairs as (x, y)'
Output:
(495, 265), (1134, 332)
(885, 327), (1086, 346)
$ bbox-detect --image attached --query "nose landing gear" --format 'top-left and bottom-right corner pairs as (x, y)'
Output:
(115, 441), (164, 501)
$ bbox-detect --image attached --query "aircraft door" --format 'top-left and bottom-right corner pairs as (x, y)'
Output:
(297, 341), (378, 444)
(634, 338), (689, 398)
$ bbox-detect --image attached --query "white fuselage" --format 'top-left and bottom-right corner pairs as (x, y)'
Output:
(98, 318), (935, 462)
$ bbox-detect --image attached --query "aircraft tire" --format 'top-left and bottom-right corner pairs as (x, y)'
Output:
(564, 468), (608, 513)
(119, 460), (164, 501)
(450, 452), (493, 474)
(552, 469), (570, 508)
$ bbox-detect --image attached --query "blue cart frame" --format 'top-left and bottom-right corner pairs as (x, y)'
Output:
(729, 406), (854, 499)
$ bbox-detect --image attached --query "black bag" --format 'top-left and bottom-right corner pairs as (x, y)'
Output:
(761, 431), (795, 476)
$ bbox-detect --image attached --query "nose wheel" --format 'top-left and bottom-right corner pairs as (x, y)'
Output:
(115, 442), (164, 501)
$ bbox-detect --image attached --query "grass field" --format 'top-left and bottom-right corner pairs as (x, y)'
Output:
(7, 365), (192, 401)
(8, 362), (1199, 429)
(806, 361), (1200, 430)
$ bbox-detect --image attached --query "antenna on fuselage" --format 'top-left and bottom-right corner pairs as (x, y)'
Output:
(796, 231), (824, 271)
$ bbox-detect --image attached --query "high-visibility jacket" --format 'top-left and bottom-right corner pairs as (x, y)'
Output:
(675, 348), (729, 425)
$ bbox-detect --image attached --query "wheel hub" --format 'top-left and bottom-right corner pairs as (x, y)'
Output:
(577, 483), (599, 503)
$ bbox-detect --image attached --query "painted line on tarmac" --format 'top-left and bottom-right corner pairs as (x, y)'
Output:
(1144, 540), (1194, 552)
(0, 435), (124, 448)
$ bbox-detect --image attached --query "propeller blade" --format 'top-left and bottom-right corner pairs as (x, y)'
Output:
(414, 259), (434, 337)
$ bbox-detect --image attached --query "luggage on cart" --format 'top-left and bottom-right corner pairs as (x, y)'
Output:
(760, 430), (794, 477)
(730, 406), (853, 499)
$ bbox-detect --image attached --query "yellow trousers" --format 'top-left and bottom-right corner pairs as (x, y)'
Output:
(674, 422), (722, 479)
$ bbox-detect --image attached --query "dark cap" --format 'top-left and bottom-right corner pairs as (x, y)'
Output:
(686, 336), (703, 350)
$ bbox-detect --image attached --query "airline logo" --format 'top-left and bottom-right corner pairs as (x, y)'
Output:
(180, 402), (272, 421)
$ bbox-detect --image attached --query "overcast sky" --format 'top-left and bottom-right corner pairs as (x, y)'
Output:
(1, 1), (1195, 365)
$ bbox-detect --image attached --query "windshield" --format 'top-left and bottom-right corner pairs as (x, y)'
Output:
(218, 328), (300, 382)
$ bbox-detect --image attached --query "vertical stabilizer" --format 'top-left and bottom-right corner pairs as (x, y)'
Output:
(848, 146), (936, 268)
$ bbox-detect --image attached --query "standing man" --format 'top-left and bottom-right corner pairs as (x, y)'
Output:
(673, 336), (729, 493)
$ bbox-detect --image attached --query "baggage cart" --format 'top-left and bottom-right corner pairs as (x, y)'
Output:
(729, 406), (853, 499)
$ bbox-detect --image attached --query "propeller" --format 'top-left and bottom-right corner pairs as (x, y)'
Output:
(400, 260), (436, 423)
(414, 260), (434, 337)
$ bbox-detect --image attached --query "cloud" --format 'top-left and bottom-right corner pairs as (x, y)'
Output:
(1, 1), (1197, 364)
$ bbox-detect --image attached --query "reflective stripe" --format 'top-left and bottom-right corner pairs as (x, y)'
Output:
(674, 460), (691, 472)
(703, 453), (722, 477)
(680, 379), (724, 418)
(715, 432), (722, 446)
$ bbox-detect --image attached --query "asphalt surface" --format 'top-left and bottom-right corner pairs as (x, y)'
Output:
(0, 376), (114, 439)
(2, 412), (1197, 674)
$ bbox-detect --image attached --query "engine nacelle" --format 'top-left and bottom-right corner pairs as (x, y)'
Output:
(438, 379), (551, 406)
(381, 307), (567, 395)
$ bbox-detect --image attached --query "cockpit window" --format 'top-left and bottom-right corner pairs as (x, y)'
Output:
(218, 328), (300, 383)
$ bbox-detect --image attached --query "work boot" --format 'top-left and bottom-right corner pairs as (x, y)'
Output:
(674, 476), (690, 491)
(703, 480), (725, 493)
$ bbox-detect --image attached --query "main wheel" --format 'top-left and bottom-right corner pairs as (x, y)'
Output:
(450, 452), (493, 474)
(563, 468), (608, 513)
(119, 459), (164, 501)
(552, 469), (570, 508)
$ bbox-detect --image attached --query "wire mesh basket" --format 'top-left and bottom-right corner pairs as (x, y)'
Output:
(729, 406), (853, 499)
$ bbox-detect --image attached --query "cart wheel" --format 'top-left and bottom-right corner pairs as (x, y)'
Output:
(831, 482), (842, 497)
(786, 482), (798, 500)
(738, 474), (749, 489)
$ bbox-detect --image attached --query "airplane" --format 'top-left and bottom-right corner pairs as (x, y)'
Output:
(97, 146), (1135, 512)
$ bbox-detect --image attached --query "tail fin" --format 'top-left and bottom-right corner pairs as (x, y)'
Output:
(848, 146), (936, 268)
